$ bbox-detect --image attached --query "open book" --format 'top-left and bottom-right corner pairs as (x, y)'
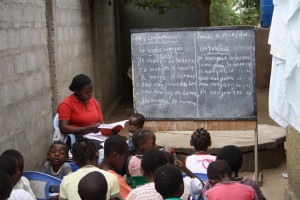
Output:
(98, 120), (129, 134)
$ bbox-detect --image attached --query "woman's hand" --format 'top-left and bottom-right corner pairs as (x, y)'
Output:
(86, 123), (100, 133)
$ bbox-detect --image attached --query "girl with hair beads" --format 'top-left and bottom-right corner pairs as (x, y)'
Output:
(127, 129), (156, 176)
(186, 128), (216, 176)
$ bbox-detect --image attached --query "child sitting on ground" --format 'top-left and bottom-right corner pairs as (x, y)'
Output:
(186, 128), (216, 176)
(59, 138), (120, 200)
(78, 171), (108, 200)
(0, 167), (13, 200)
(0, 155), (33, 200)
(99, 135), (131, 199)
(126, 149), (169, 200)
(154, 164), (185, 200)
(2, 150), (36, 200)
(43, 141), (72, 179)
(201, 145), (265, 200)
(204, 160), (256, 200)
(127, 128), (156, 176)
(127, 113), (145, 155)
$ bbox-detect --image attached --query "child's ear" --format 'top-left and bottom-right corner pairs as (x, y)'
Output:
(138, 141), (144, 149)
(46, 152), (50, 161)
(95, 151), (99, 159)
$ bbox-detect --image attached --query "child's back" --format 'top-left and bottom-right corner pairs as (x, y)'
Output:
(186, 129), (215, 174)
(204, 182), (255, 200)
(204, 160), (256, 200)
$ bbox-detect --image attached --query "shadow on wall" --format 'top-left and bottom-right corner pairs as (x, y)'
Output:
(118, 2), (206, 98)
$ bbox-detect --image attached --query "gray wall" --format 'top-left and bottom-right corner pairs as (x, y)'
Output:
(119, 3), (205, 97)
(0, 0), (52, 169)
(0, 0), (121, 170)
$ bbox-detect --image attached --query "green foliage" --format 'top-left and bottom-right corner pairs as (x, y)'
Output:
(125, 0), (260, 25)
(210, 0), (260, 26)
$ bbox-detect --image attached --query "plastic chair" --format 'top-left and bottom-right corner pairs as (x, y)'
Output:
(53, 113), (75, 146)
(23, 171), (61, 200)
(126, 176), (148, 188)
(183, 173), (208, 183)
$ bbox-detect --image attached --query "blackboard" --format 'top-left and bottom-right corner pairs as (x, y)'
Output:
(131, 27), (256, 120)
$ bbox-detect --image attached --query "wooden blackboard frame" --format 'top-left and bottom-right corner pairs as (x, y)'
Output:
(131, 26), (257, 122)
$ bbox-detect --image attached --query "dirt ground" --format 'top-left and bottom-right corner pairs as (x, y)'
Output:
(106, 88), (288, 200)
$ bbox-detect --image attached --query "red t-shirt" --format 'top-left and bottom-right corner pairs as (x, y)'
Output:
(57, 94), (103, 127)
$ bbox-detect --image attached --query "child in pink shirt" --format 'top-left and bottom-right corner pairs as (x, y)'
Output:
(204, 160), (257, 200)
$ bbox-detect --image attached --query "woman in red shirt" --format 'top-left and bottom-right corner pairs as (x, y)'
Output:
(57, 74), (105, 149)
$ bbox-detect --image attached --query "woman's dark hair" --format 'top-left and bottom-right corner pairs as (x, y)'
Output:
(69, 74), (92, 92)
(2, 149), (23, 160)
(132, 128), (154, 149)
(49, 141), (69, 154)
(0, 168), (13, 199)
(190, 128), (212, 151)
(78, 171), (107, 200)
(0, 156), (17, 177)
(154, 164), (183, 199)
(72, 139), (98, 166)
(104, 135), (128, 156)
(217, 145), (243, 173)
(141, 150), (168, 176)
(207, 160), (232, 181)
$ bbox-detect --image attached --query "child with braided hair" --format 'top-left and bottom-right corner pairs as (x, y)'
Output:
(185, 128), (216, 176)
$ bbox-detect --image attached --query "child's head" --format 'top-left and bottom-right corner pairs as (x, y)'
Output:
(72, 138), (98, 167)
(217, 145), (243, 175)
(154, 164), (184, 199)
(78, 171), (107, 200)
(0, 168), (13, 200)
(47, 141), (69, 168)
(0, 156), (18, 185)
(190, 128), (211, 151)
(207, 160), (232, 184)
(128, 113), (145, 133)
(132, 129), (156, 153)
(104, 135), (129, 169)
(141, 149), (168, 179)
(2, 149), (24, 182)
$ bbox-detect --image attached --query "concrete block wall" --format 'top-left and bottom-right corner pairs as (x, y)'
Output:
(53, 0), (94, 104)
(0, 0), (52, 169)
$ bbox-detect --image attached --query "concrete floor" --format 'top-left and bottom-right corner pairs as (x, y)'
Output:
(106, 88), (288, 200)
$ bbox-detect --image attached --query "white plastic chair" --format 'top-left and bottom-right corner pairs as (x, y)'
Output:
(53, 113), (75, 145)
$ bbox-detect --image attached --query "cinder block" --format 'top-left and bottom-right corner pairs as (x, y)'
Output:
(6, 105), (19, 136)
(0, 83), (10, 108)
(12, 3), (23, 22)
(14, 53), (27, 74)
(0, 30), (8, 50)
(0, 56), (14, 84)
(20, 27), (31, 47)
(8, 29), (21, 49)
(0, 2), (12, 22)
(16, 131), (31, 154)
(26, 51), (36, 71)
(0, 136), (16, 152)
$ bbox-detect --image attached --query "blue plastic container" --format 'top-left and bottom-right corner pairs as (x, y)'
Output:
(260, 0), (274, 28)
